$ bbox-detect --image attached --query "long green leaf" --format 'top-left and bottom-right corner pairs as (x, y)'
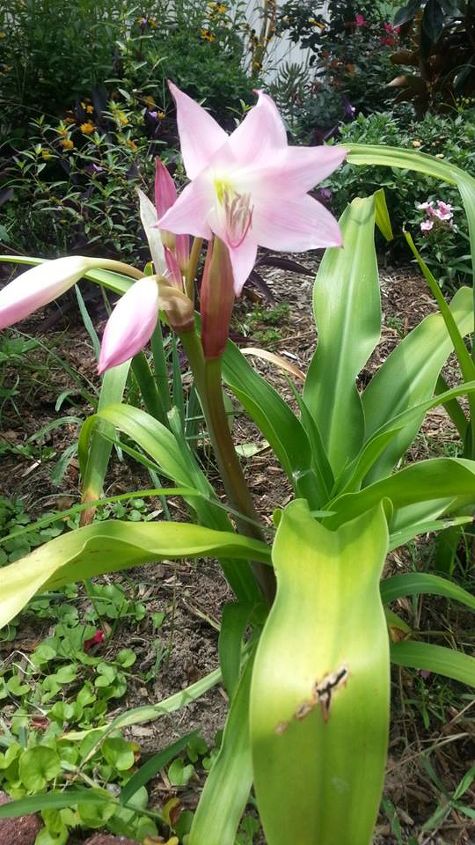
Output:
(251, 500), (390, 845)
(79, 404), (261, 603)
(337, 378), (475, 495)
(63, 667), (222, 748)
(189, 656), (254, 845)
(0, 255), (135, 295)
(388, 515), (471, 550)
(304, 195), (381, 476)
(329, 457), (475, 527)
(361, 287), (473, 483)
(219, 603), (254, 698)
(391, 641), (475, 686)
(0, 520), (270, 629)
(0, 790), (114, 819)
(381, 572), (475, 611)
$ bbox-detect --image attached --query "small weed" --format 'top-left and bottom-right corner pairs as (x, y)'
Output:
(237, 302), (291, 346)
(385, 315), (406, 338)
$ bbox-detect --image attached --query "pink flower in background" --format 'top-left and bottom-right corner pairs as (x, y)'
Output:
(420, 219), (434, 232)
(418, 199), (454, 234)
(434, 200), (453, 221)
(381, 21), (400, 45)
(159, 82), (346, 294)
(355, 13), (367, 27)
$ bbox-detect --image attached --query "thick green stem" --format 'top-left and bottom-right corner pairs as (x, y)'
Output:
(185, 237), (203, 302)
(180, 330), (276, 604)
(93, 258), (144, 280)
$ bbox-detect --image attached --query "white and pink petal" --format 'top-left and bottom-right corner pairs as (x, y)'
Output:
(0, 256), (96, 330)
(98, 276), (159, 373)
(253, 194), (343, 252)
(169, 81), (227, 180)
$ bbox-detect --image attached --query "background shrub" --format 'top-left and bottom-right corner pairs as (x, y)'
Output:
(0, 0), (257, 260)
(327, 107), (475, 286)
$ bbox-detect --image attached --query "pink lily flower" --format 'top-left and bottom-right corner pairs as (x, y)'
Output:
(98, 276), (160, 373)
(158, 82), (346, 294)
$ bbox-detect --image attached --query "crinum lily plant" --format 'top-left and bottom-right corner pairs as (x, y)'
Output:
(1, 83), (475, 844)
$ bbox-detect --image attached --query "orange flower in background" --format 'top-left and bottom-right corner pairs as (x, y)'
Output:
(80, 122), (95, 135)
(60, 138), (74, 150)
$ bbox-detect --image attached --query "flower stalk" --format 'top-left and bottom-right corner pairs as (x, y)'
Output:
(180, 328), (275, 604)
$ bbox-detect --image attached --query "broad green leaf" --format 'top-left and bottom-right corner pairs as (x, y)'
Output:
(345, 144), (463, 186)
(222, 340), (321, 506)
(19, 747), (61, 791)
(391, 641), (475, 686)
(338, 379), (475, 495)
(251, 500), (390, 845)
(381, 573), (475, 611)
(329, 457), (475, 527)
(361, 287), (473, 483)
(304, 196), (381, 476)
(189, 656), (254, 845)
(79, 404), (261, 603)
(0, 520), (270, 629)
(0, 487), (194, 546)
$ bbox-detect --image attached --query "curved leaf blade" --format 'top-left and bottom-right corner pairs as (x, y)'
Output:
(251, 500), (390, 845)
(382, 572), (475, 611)
(304, 195), (381, 476)
(329, 457), (475, 527)
(391, 641), (475, 686)
(361, 287), (473, 483)
(0, 520), (271, 629)
(189, 656), (254, 845)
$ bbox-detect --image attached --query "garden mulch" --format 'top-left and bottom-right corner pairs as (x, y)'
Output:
(0, 255), (474, 844)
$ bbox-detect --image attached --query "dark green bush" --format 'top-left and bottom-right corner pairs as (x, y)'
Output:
(273, 0), (402, 139)
(0, 0), (257, 259)
(328, 108), (475, 287)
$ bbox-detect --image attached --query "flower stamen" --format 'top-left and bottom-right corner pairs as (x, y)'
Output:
(215, 180), (254, 248)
